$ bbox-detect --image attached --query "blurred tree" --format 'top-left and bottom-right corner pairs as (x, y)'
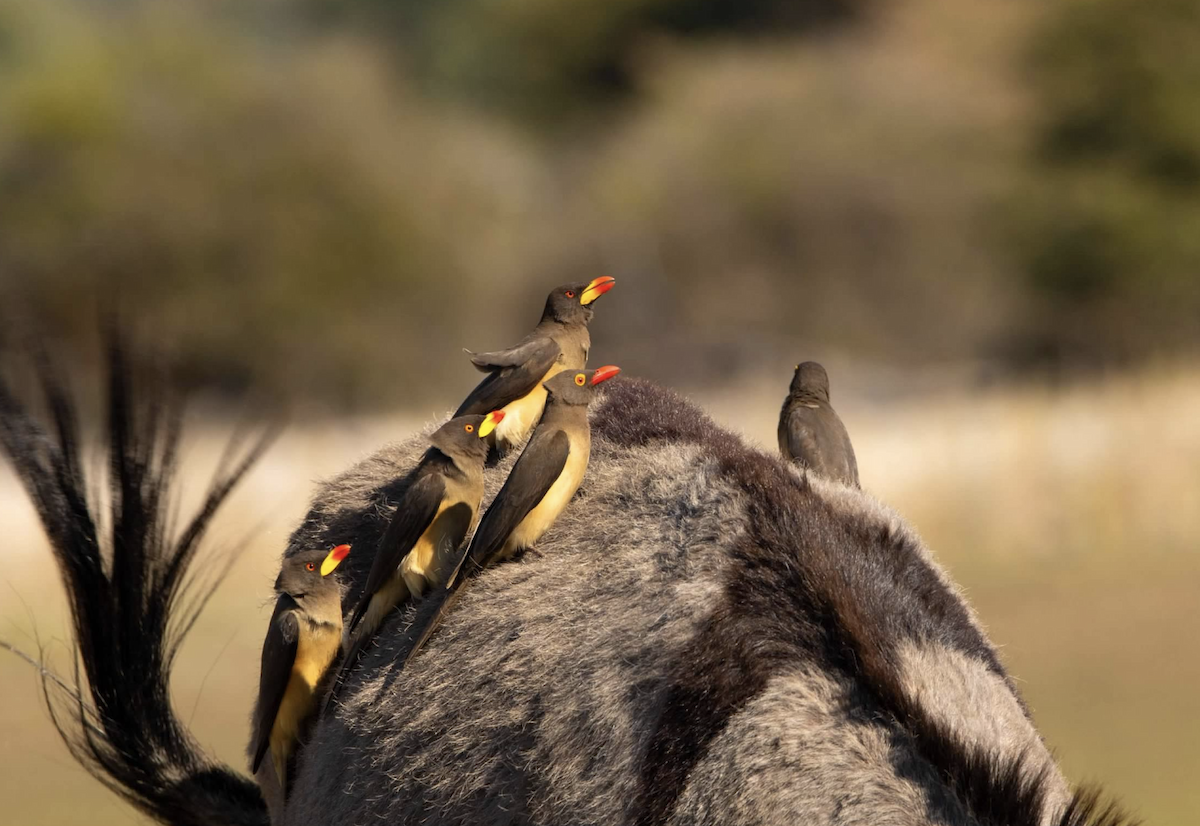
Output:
(1016, 0), (1200, 367)
(306, 0), (873, 127)
(8, 0), (1195, 409)
(0, 0), (1029, 402)
(0, 0), (533, 410)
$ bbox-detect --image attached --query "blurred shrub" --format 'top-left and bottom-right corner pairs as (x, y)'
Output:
(506, 16), (1030, 379)
(1015, 0), (1200, 367)
(0, 0), (537, 408)
(4, 0), (1198, 409)
(311, 0), (872, 126)
(0, 0), (1039, 401)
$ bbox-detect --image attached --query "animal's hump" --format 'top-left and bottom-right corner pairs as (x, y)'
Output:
(591, 377), (733, 451)
(281, 377), (1130, 826)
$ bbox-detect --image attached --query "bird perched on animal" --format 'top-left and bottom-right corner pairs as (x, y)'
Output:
(406, 364), (621, 662)
(250, 543), (351, 800)
(343, 410), (504, 646)
(454, 277), (615, 452)
(778, 361), (859, 487)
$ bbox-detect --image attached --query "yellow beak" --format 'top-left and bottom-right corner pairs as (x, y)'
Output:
(579, 276), (616, 306)
(320, 544), (351, 576)
(478, 409), (505, 438)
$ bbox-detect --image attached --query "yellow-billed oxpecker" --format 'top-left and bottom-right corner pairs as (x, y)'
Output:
(344, 410), (504, 645)
(454, 277), (615, 451)
(778, 361), (860, 487)
(407, 365), (621, 662)
(251, 543), (351, 797)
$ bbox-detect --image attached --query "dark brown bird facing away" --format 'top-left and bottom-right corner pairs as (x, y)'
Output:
(343, 411), (504, 646)
(778, 361), (860, 487)
(250, 543), (351, 799)
(454, 277), (615, 451)
(405, 364), (621, 663)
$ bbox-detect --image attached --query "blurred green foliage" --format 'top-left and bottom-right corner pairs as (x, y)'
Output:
(0, 0), (1197, 410)
(311, 0), (870, 126)
(1017, 0), (1200, 367)
(0, 0), (524, 406)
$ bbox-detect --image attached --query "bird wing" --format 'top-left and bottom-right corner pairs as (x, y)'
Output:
(346, 472), (446, 635)
(836, 417), (860, 487)
(453, 336), (561, 417)
(788, 405), (859, 487)
(786, 407), (825, 473)
(251, 602), (299, 773)
(455, 428), (570, 577)
(466, 335), (557, 370)
(403, 429), (570, 664)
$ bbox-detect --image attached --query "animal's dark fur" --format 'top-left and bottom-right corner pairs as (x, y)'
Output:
(281, 377), (1136, 826)
(601, 379), (1037, 825)
(0, 336), (274, 826)
(1057, 787), (1141, 826)
(607, 380), (1138, 826)
(4, 353), (1139, 826)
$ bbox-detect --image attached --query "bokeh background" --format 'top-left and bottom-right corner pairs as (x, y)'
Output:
(2, 0), (1198, 822)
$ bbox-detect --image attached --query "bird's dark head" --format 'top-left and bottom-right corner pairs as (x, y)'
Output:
(428, 411), (504, 467)
(544, 365), (620, 406)
(541, 277), (616, 325)
(790, 361), (831, 401)
(274, 544), (351, 609)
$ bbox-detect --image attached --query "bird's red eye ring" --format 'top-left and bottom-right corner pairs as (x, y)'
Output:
(305, 562), (316, 572)
(465, 424), (474, 433)
(574, 373), (586, 386)
(565, 290), (575, 298)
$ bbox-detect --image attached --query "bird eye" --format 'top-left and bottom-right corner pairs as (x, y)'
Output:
(574, 373), (586, 386)
(565, 290), (575, 298)
(305, 562), (316, 572)
(465, 424), (474, 433)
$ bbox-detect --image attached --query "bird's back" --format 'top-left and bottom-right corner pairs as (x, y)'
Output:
(781, 398), (859, 487)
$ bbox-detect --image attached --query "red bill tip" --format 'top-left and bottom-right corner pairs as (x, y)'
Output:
(580, 276), (616, 305)
(330, 544), (351, 561)
(590, 365), (621, 385)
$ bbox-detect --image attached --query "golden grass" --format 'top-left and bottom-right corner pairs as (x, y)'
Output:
(2, 370), (1198, 824)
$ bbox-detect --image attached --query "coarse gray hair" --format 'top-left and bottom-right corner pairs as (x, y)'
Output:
(280, 378), (1130, 826)
(1, 341), (1133, 826)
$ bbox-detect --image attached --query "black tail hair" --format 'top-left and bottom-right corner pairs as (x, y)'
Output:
(0, 333), (275, 826)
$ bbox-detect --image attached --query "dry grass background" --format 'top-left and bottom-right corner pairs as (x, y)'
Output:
(3, 368), (1198, 824)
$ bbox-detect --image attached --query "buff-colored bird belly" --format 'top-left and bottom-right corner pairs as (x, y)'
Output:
(269, 622), (340, 790)
(503, 442), (588, 559)
(352, 498), (477, 646)
(400, 499), (474, 595)
(495, 364), (566, 447)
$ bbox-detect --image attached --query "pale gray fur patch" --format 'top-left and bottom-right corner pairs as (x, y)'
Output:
(896, 641), (1072, 823)
(802, 469), (1067, 807)
(283, 437), (744, 825)
(670, 669), (977, 826)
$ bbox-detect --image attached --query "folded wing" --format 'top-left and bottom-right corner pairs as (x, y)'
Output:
(454, 337), (561, 417)
(251, 604), (300, 774)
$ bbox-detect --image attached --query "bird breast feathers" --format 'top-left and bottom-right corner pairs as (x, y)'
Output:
(401, 498), (474, 585)
(496, 363), (564, 444)
(506, 443), (589, 554)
